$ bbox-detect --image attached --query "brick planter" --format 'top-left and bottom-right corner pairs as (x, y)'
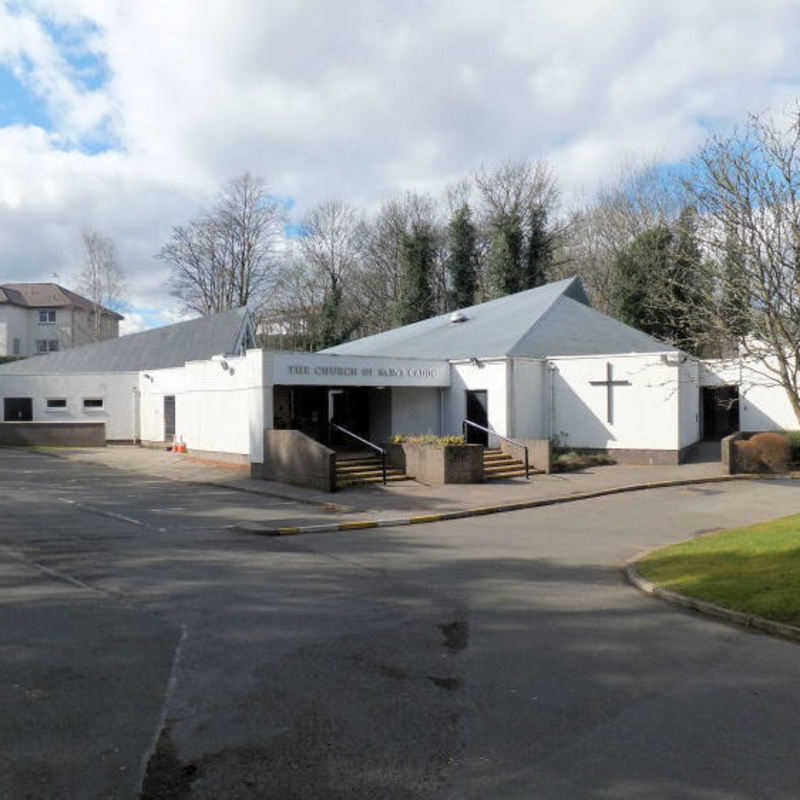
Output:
(386, 442), (483, 484)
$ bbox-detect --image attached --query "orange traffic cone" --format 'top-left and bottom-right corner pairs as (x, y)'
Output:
(178, 436), (187, 454)
(171, 436), (179, 453)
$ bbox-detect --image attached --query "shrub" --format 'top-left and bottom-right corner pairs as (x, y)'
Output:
(785, 430), (800, 463)
(733, 439), (762, 473)
(750, 432), (791, 473)
(391, 433), (466, 447)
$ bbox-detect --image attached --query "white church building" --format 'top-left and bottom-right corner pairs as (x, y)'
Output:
(0, 277), (796, 486)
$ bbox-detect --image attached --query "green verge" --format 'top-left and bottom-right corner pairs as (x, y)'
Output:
(637, 513), (800, 627)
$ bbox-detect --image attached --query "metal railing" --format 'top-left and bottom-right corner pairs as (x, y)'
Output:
(462, 419), (530, 479)
(330, 421), (387, 485)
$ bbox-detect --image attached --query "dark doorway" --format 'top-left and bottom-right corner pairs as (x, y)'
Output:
(701, 385), (739, 440)
(465, 390), (489, 445)
(273, 386), (372, 447)
(4, 397), (32, 421)
(329, 388), (370, 448)
(164, 396), (176, 441)
(277, 386), (328, 443)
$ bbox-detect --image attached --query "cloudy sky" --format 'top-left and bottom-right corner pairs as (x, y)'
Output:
(2, 1), (800, 333)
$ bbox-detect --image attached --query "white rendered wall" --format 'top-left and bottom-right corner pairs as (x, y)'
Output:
(446, 359), (509, 445)
(0, 306), (31, 355)
(679, 358), (701, 448)
(138, 367), (186, 442)
(702, 358), (800, 430)
(549, 353), (683, 451)
(0, 371), (138, 439)
(509, 358), (547, 439)
(390, 387), (441, 436)
(139, 350), (265, 456)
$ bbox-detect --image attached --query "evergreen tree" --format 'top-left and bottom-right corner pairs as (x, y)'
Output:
(316, 282), (343, 349)
(612, 224), (672, 333)
(395, 221), (435, 325)
(523, 206), (551, 289)
(487, 213), (523, 297)
(446, 202), (477, 309)
(719, 226), (750, 340)
(670, 205), (711, 353)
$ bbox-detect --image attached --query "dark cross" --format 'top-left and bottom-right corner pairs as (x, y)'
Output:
(589, 362), (631, 425)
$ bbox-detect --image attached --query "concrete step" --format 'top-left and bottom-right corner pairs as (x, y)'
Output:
(336, 462), (387, 474)
(336, 467), (405, 480)
(336, 454), (409, 487)
(337, 474), (410, 487)
(484, 461), (524, 473)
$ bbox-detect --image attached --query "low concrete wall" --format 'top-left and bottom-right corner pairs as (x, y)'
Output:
(721, 432), (745, 474)
(254, 429), (336, 492)
(387, 442), (483, 484)
(0, 421), (105, 447)
(574, 447), (682, 466)
(722, 431), (792, 474)
(500, 439), (552, 474)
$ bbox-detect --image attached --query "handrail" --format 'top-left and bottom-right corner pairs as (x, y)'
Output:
(462, 419), (529, 480)
(330, 421), (387, 485)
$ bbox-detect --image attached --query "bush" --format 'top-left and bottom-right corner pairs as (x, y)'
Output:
(750, 432), (791, 472)
(785, 430), (800, 463)
(391, 434), (466, 447)
(733, 439), (762, 473)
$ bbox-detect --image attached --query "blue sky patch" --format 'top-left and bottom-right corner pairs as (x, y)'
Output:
(0, 63), (51, 128)
(40, 17), (110, 92)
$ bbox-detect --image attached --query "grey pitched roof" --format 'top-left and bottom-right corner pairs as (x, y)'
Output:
(0, 307), (251, 374)
(0, 283), (124, 320)
(322, 276), (669, 360)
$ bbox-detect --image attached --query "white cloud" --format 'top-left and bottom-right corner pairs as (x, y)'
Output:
(2, 0), (800, 325)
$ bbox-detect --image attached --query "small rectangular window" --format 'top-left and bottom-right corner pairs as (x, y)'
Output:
(12, 338), (20, 355)
(39, 310), (56, 323)
(48, 340), (59, 352)
(83, 398), (104, 409)
(46, 398), (67, 409)
(36, 339), (48, 353)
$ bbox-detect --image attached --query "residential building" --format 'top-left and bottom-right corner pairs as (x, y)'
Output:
(0, 283), (123, 358)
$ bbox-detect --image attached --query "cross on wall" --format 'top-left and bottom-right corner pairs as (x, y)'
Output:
(589, 362), (631, 425)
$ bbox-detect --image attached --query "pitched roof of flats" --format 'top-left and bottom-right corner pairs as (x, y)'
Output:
(0, 283), (124, 320)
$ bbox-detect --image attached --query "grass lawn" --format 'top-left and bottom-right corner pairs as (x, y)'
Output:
(636, 513), (800, 627)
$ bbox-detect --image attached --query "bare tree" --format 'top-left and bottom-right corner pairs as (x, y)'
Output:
(77, 230), (126, 341)
(475, 160), (561, 297)
(256, 252), (320, 351)
(558, 161), (688, 312)
(158, 173), (284, 315)
(685, 108), (800, 423)
(354, 192), (444, 335)
(297, 200), (363, 348)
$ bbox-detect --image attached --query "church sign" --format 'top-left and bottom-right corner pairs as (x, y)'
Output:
(269, 353), (450, 387)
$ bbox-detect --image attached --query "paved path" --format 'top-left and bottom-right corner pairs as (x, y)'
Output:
(38, 445), (728, 527)
(2, 447), (799, 798)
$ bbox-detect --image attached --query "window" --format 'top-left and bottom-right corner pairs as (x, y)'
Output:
(12, 338), (19, 355)
(83, 398), (104, 409)
(39, 310), (56, 324)
(35, 340), (48, 353)
(46, 398), (67, 409)
(48, 340), (59, 352)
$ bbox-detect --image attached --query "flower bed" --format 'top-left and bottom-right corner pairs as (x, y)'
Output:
(386, 435), (483, 484)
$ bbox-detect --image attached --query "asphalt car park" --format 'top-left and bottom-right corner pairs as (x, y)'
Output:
(2, 448), (800, 799)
